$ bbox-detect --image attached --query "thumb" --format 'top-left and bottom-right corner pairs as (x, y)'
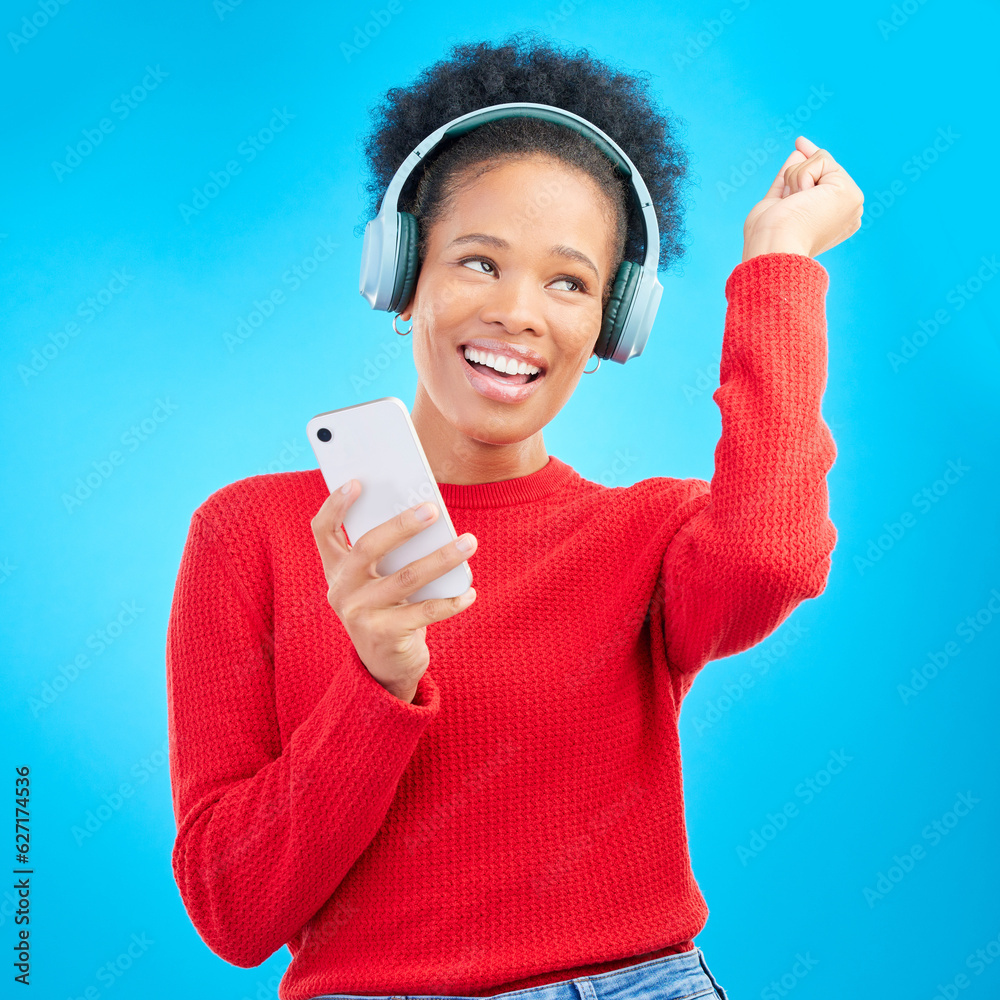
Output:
(312, 478), (359, 572)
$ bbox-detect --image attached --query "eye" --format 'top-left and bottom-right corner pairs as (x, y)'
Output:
(459, 256), (496, 275)
(457, 256), (588, 294)
(550, 276), (587, 293)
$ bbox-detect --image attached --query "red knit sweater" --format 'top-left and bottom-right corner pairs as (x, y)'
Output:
(166, 253), (837, 999)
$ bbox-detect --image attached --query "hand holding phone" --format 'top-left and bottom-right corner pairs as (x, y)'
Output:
(307, 397), (477, 703)
(307, 397), (472, 602)
(311, 481), (477, 703)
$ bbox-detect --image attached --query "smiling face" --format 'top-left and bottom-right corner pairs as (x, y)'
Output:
(401, 153), (620, 484)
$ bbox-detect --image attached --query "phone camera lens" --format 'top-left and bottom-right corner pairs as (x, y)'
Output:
(317, 428), (332, 442)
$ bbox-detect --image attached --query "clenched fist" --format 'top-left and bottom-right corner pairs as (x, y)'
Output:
(742, 135), (864, 261)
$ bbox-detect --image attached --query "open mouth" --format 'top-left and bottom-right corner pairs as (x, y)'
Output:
(464, 356), (542, 384)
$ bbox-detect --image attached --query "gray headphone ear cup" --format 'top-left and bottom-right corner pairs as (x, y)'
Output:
(389, 211), (420, 314)
(597, 260), (640, 359)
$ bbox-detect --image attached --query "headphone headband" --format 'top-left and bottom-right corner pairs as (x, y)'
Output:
(359, 102), (664, 364)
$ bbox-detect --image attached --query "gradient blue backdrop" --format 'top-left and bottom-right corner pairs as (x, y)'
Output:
(2, 1), (998, 997)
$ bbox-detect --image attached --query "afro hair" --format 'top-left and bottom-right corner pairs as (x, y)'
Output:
(356, 30), (691, 291)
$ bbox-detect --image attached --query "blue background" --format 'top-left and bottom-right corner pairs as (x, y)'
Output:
(2, 1), (998, 997)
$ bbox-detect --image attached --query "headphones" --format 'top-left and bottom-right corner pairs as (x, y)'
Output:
(359, 102), (663, 365)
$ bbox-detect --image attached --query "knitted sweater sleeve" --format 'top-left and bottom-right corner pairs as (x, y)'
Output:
(166, 502), (441, 968)
(658, 253), (838, 675)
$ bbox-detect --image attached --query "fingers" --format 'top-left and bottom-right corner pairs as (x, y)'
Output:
(313, 482), (478, 635)
(374, 528), (477, 608)
(391, 586), (478, 632)
(764, 147), (808, 200)
(346, 498), (476, 602)
(782, 140), (843, 196)
(795, 135), (820, 158)
(310, 479), (357, 579)
(347, 500), (439, 580)
(786, 138), (864, 216)
(760, 136), (853, 201)
(785, 153), (827, 195)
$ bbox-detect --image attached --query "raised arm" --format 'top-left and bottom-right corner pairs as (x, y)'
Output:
(658, 252), (838, 675)
(658, 136), (863, 676)
(166, 504), (440, 968)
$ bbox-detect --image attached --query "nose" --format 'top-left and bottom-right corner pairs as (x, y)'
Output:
(477, 273), (544, 336)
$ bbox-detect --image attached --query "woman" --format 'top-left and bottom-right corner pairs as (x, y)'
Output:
(166, 32), (862, 1000)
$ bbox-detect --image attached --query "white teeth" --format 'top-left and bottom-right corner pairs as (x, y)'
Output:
(463, 346), (541, 376)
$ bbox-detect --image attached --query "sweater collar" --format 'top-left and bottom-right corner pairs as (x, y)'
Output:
(436, 455), (579, 509)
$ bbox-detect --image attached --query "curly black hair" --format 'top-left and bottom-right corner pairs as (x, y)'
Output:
(356, 31), (691, 303)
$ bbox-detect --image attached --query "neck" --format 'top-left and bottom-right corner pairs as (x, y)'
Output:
(410, 382), (549, 485)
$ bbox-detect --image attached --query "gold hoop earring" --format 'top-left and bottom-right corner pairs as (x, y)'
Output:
(582, 354), (601, 375)
(393, 314), (412, 336)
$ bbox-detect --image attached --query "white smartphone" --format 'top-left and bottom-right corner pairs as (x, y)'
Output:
(306, 396), (473, 603)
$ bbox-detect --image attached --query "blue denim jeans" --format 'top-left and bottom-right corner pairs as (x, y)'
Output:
(308, 946), (729, 1000)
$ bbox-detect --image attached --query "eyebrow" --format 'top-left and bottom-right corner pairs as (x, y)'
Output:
(447, 232), (600, 281)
